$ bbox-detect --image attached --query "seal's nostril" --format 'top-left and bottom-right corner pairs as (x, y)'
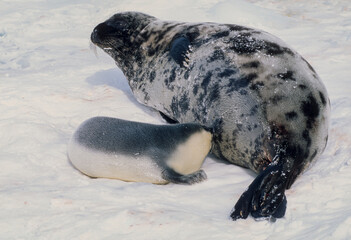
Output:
(91, 28), (100, 44)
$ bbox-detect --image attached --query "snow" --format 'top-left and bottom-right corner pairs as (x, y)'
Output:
(0, 0), (350, 239)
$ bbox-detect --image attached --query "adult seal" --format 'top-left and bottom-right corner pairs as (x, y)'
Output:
(68, 117), (212, 184)
(90, 12), (330, 220)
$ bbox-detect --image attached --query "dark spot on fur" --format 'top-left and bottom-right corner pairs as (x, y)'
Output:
(301, 94), (320, 129)
(239, 89), (248, 95)
(212, 30), (230, 39)
(250, 105), (259, 116)
(184, 70), (190, 80)
(298, 84), (307, 90)
(230, 35), (258, 54)
(171, 97), (179, 118)
(143, 91), (150, 103)
(193, 84), (199, 95)
(179, 93), (190, 113)
(229, 34), (294, 56)
(212, 118), (224, 142)
(218, 69), (237, 78)
(250, 81), (264, 91)
(226, 24), (252, 32)
(242, 61), (260, 68)
(285, 111), (298, 121)
(209, 83), (221, 102)
(264, 41), (294, 56)
(156, 24), (179, 43)
(149, 70), (156, 82)
(169, 68), (176, 83)
(140, 29), (153, 42)
(250, 135), (266, 171)
(147, 48), (156, 57)
(184, 26), (201, 42)
(191, 108), (201, 122)
(277, 71), (296, 81)
(319, 91), (327, 106)
(171, 93), (190, 118)
(201, 71), (212, 89)
(197, 92), (205, 105)
(199, 65), (205, 72)
(208, 49), (225, 62)
(227, 73), (257, 93)
(270, 95), (284, 104)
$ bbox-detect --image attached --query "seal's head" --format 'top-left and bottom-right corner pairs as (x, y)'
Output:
(91, 12), (156, 71)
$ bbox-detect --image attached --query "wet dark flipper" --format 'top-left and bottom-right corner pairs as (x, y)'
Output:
(162, 168), (207, 185)
(230, 162), (288, 221)
(272, 194), (287, 218)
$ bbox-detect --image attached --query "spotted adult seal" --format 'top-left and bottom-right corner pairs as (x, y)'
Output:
(68, 117), (212, 184)
(90, 12), (330, 220)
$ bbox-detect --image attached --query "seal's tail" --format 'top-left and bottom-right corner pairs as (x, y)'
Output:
(230, 156), (294, 221)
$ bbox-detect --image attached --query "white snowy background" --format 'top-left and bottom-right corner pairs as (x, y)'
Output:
(1, 0), (351, 239)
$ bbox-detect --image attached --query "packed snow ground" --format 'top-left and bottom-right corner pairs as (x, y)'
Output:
(1, 0), (351, 239)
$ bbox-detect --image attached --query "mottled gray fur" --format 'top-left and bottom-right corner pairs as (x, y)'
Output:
(91, 12), (330, 219)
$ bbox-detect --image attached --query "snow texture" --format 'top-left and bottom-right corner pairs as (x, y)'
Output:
(1, 0), (350, 239)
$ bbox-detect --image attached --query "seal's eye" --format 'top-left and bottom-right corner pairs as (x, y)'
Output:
(97, 22), (119, 36)
(111, 21), (128, 31)
(108, 15), (130, 32)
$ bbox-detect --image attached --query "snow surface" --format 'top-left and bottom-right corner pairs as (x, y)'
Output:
(1, 0), (351, 239)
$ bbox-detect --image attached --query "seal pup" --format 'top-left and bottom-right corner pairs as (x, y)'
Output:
(90, 12), (330, 220)
(68, 117), (212, 184)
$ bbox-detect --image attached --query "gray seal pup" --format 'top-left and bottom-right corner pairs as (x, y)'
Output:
(68, 117), (212, 184)
(90, 12), (330, 220)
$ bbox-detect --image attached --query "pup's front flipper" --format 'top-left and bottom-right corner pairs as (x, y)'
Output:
(230, 162), (288, 221)
(162, 168), (207, 185)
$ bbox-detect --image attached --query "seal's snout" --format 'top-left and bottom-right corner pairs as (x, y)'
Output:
(91, 23), (108, 44)
(91, 27), (100, 44)
(91, 22), (119, 45)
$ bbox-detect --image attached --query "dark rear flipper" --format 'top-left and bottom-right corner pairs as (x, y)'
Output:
(230, 162), (288, 221)
(162, 168), (207, 184)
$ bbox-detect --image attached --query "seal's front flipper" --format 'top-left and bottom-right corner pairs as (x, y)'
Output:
(230, 162), (287, 221)
(162, 168), (207, 185)
(170, 36), (191, 67)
